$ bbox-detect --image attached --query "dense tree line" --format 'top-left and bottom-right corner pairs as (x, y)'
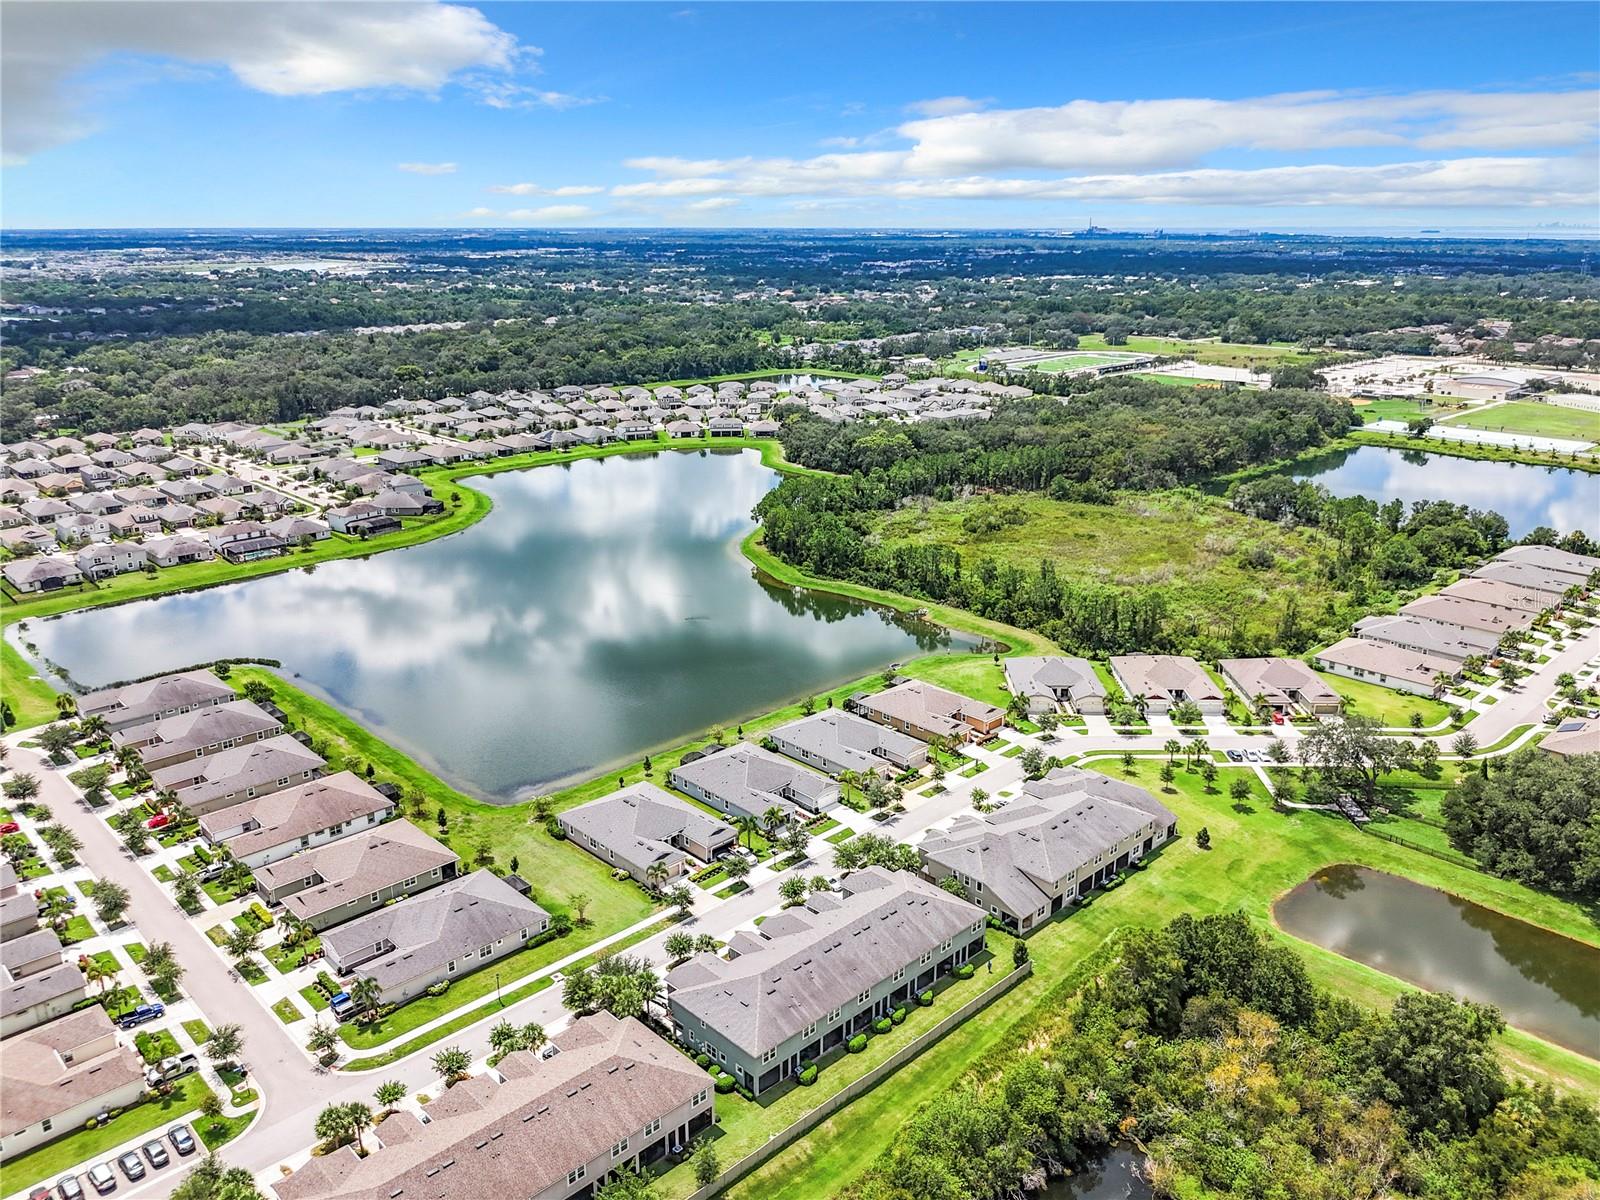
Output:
(1443, 750), (1600, 901)
(849, 914), (1599, 1200)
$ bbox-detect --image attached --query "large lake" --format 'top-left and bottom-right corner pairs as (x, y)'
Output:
(18, 450), (967, 800)
(1275, 865), (1600, 1057)
(1274, 444), (1597, 537)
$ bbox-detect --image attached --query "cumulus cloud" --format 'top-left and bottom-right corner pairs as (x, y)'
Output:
(603, 88), (1598, 210)
(473, 82), (602, 110)
(904, 95), (990, 118)
(398, 161), (458, 175)
(685, 197), (740, 211)
(488, 182), (605, 195)
(2, 1), (519, 164)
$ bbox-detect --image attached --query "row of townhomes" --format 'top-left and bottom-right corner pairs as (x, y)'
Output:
(1314, 544), (1600, 696)
(78, 669), (552, 1004)
(666, 867), (987, 1096)
(274, 1012), (714, 1200)
(1, 864), (147, 1161)
(919, 767), (1179, 933)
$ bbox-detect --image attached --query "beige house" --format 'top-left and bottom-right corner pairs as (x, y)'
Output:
(0, 1008), (146, 1161)
(849, 680), (1005, 743)
(1312, 638), (1458, 698)
(1217, 658), (1342, 717)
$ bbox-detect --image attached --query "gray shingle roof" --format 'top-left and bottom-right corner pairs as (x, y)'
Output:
(668, 744), (836, 820)
(113, 698), (280, 759)
(768, 710), (925, 775)
(560, 783), (734, 875)
(150, 733), (324, 808)
(261, 821), (458, 923)
(666, 867), (982, 1056)
(200, 770), (393, 855)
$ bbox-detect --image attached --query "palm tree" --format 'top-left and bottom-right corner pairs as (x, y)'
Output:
(207, 1023), (244, 1067)
(1431, 672), (1452, 701)
(82, 954), (119, 995)
(224, 926), (259, 962)
(78, 714), (108, 743)
(305, 1022), (339, 1058)
(837, 770), (860, 806)
(173, 873), (202, 912)
(314, 1103), (352, 1150)
(488, 1019), (520, 1060)
(644, 861), (670, 894)
(1189, 738), (1209, 769)
(351, 976), (382, 1022)
(374, 1080), (407, 1113)
(431, 1045), (471, 1087)
(1162, 738), (1181, 765)
(733, 814), (759, 852)
(761, 804), (788, 840)
(342, 1102), (373, 1153)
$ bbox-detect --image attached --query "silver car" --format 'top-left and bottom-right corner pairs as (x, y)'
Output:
(56, 1176), (84, 1200)
(116, 1151), (144, 1181)
(85, 1164), (115, 1195)
(141, 1140), (169, 1169)
(168, 1123), (197, 1156)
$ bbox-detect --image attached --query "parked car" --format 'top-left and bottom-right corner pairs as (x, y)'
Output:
(1224, 750), (1243, 762)
(85, 1163), (116, 1194)
(329, 991), (355, 1021)
(1270, 712), (1285, 725)
(145, 1051), (200, 1086)
(167, 1124), (197, 1156)
(1244, 750), (1263, 763)
(0, 821), (19, 835)
(57, 1175), (85, 1200)
(116, 1152), (145, 1181)
(29, 1186), (51, 1200)
(118, 1003), (165, 1030)
(145, 813), (171, 830)
(141, 1140), (169, 1169)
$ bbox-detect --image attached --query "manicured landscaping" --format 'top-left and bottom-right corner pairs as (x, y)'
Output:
(265, 935), (321, 974)
(1442, 400), (1600, 443)
(135, 1026), (182, 1063)
(272, 996), (304, 1024)
(299, 983), (330, 1012)
(182, 1018), (213, 1044)
(1319, 670), (1453, 728)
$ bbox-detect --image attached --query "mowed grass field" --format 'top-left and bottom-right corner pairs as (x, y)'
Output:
(719, 762), (1600, 1200)
(1351, 396), (1470, 424)
(872, 490), (1347, 645)
(1442, 400), (1600, 443)
(1077, 333), (1329, 368)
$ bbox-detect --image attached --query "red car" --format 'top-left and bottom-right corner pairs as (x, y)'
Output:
(0, 821), (19, 835)
(145, 813), (171, 830)
(1270, 712), (1285, 725)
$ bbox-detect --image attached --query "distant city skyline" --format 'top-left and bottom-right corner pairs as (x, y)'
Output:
(3, 1), (1597, 230)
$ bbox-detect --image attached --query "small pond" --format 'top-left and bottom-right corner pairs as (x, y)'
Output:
(1268, 444), (1597, 537)
(1275, 865), (1600, 1057)
(1039, 1148), (1154, 1200)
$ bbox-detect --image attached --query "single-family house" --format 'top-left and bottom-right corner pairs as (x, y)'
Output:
(1217, 658), (1342, 717)
(1109, 656), (1226, 715)
(200, 771), (394, 869)
(255, 820), (458, 931)
(668, 744), (837, 823)
(766, 710), (927, 777)
(559, 783), (736, 885)
(1002, 656), (1107, 716)
(1, 556), (82, 594)
(74, 541), (147, 580)
(1540, 718), (1600, 760)
(848, 680), (1005, 743)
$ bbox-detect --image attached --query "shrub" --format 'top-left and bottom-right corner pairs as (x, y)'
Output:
(890, 1006), (907, 1025)
(426, 980), (450, 998)
(955, 963), (975, 980)
(986, 914), (1003, 928)
(316, 971), (340, 997)
(694, 1053), (710, 1069)
(706, 1061), (720, 1075)
(847, 1033), (868, 1053)
(545, 817), (565, 839)
(917, 990), (933, 1007)
(85, 1117), (98, 1130)
(714, 1073), (736, 1094)
(249, 902), (273, 927)
(872, 1017), (892, 1034)
(798, 1064), (818, 1086)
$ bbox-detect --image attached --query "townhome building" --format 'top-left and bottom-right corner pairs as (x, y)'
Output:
(766, 709), (928, 777)
(1, 930), (85, 1038)
(112, 698), (284, 772)
(667, 867), (985, 1096)
(559, 782), (737, 885)
(668, 743), (838, 824)
(0, 1008), (146, 1161)
(255, 820), (459, 931)
(848, 680), (1005, 743)
(919, 768), (1177, 933)
(80, 669), (237, 732)
(149, 734), (325, 816)
(273, 1012), (713, 1200)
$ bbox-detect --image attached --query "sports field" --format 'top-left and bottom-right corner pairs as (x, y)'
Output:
(1078, 333), (1325, 368)
(1441, 400), (1600, 443)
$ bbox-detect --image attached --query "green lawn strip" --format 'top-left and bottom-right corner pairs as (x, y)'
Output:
(237, 959), (268, 985)
(299, 984), (330, 1012)
(272, 996), (304, 1024)
(182, 1019), (212, 1044)
(0, 638), (61, 731)
(123, 942), (149, 963)
(1471, 724), (1537, 755)
(824, 828), (857, 845)
(808, 817), (840, 836)
(896, 654), (1011, 709)
(1075, 334), (1333, 367)
(341, 916), (674, 1070)
(134, 1027), (181, 1063)
(1318, 670), (1452, 728)
(718, 763), (1600, 1200)
(0, 1074), (212, 1194)
(265, 935), (320, 974)
(1442, 401), (1600, 442)
(196, 1106), (257, 1152)
(59, 915), (93, 944)
(1001, 744), (1025, 758)
(1345, 429), (1599, 474)
(225, 667), (657, 947)
(714, 881), (750, 899)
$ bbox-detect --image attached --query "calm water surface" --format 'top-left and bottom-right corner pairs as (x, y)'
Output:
(1040, 1149), (1153, 1200)
(1275, 865), (1600, 1057)
(1274, 444), (1598, 537)
(19, 451), (967, 800)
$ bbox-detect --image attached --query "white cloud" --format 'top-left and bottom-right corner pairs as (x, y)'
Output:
(904, 95), (990, 118)
(463, 206), (496, 217)
(474, 82), (601, 111)
(488, 182), (605, 196)
(3, 1), (520, 164)
(685, 197), (740, 211)
(607, 88), (1599, 210)
(397, 161), (458, 175)
(505, 204), (594, 221)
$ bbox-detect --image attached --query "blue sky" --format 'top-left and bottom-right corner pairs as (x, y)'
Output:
(3, 2), (1596, 230)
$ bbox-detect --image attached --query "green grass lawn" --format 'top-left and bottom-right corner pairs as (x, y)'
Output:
(824, 827), (857, 845)
(134, 1027), (181, 1063)
(872, 491), (1351, 651)
(182, 1018), (212, 1044)
(897, 654), (1009, 709)
(59, 915), (93, 944)
(264, 935), (320, 974)
(195, 1106), (256, 1152)
(1077, 333), (1330, 368)
(1442, 400), (1600, 443)
(1352, 396), (1470, 425)
(1318, 670), (1453, 727)
(299, 984), (330, 1012)
(1, 1075), (212, 1194)
(272, 996), (304, 1024)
